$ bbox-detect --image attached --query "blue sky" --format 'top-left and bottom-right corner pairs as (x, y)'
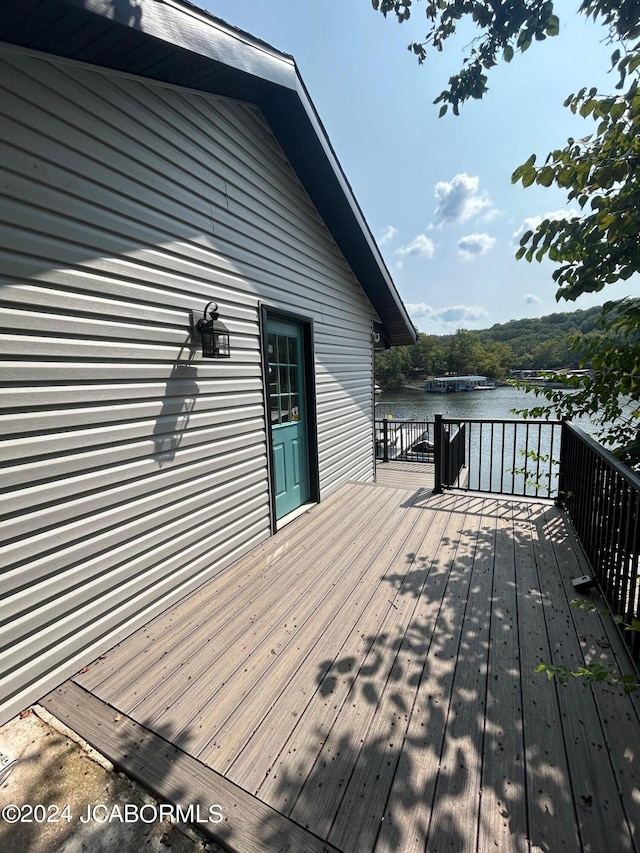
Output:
(203, 1), (638, 334)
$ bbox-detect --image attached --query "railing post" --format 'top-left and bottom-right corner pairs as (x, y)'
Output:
(434, 413), (443, 494)
(383, 418), (389, 463)
(555, 417), (568, 506)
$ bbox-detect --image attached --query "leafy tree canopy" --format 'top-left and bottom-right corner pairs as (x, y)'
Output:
(375, 305), (604, 390)
(373, 0), (640, 464)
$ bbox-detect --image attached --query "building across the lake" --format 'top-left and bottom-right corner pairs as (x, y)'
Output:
(424, 375), (496, 393)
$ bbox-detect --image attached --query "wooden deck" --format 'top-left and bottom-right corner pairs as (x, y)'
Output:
(43, 481), (640, 853)
(376, 460), (435, 491)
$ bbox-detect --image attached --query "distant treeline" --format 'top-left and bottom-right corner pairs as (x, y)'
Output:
(376, 305), (603, 390)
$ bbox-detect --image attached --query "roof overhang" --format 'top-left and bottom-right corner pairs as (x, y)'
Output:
(0, 0), (416, 346)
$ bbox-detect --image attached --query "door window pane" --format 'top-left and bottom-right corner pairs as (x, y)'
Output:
(267, 330), (303, 426)
(278, 335), (289, 363)
(289, 365), (298, 393)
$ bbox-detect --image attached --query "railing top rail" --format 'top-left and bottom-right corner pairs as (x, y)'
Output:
(439, 416), (563, 426)
(564, 420), (640, 491)
(374, 417), (432, 423)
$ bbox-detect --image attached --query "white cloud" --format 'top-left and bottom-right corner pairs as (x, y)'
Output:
(406, 303), (436, 319)
(438, 305), (489, 324)
(378, 225), (398, 245)
(395, 234), (436, 258)
(407, 302), (489, 326)
(524, 294), (541, 304)
(434, 173), (495, 225)
(457, 233), (496, 259)
(512, 209), (579, 240)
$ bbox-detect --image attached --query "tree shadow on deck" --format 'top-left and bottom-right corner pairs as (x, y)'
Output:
(263, 497), (637, 853)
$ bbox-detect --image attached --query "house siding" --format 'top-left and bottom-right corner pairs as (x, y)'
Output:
(0, 48), (377, 723)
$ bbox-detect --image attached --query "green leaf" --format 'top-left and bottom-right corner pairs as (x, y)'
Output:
(537, 167), (555, 187)
(546, 14), (560, 37)
(504, 45), (514, 63)
(438, 104), (448, 117)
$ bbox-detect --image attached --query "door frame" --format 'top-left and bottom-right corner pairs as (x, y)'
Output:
(260, 304), (320, 532)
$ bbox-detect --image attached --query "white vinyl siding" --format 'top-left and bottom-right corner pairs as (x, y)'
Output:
(0, 48), (377, 723)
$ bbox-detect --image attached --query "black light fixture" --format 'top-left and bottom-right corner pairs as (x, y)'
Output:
(196, 302), (231, 359)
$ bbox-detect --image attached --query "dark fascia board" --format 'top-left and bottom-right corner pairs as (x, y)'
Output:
(0, 0), (416, 345)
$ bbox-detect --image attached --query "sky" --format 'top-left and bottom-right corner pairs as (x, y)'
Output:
(201, 1), (638, 335)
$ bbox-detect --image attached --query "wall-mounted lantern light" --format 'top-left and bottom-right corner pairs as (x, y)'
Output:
(195, 302), (231, 359)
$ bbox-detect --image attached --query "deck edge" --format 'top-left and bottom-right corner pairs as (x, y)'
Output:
(41, 681), (342, 853)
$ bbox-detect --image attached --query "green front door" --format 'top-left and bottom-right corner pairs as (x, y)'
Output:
(267, 317), (310, 520)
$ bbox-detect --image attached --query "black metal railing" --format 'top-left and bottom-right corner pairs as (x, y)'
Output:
(434, 417), (563, 499)
(558, 421), (640, 662)
(375, 419), (435, 463)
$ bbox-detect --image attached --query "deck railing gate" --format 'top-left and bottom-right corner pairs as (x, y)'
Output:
(434, 416), (563, 499)
(433, 414), (466, 492)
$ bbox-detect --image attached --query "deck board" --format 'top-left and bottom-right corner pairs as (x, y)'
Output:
(477, 501), (528, 853)
(375, 460), (434, 491)
(51, 481), (640, 853)
(530, 504), (634, 851)
(372, 494), (468, 853)
(514, 502), (582, 852)
(425, 498), (492, 852)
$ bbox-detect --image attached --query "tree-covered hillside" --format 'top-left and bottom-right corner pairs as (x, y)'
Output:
(477, 306), (603, 369)
(376, 305), (603, 389)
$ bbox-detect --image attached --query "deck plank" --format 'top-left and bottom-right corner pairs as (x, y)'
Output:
(535, 505), (639, 852)
(513, 502), (582, 852)
(327, 494), (466, 852)
(371, 494), (469, 853)
(477, 500), (528, 853)
(304, 494), (460, 850)
(188, 485), (423, 763)
(150, 487), (409, 744)
(375, 461), (434, 492)
(532, 505), (635, 852)
(415, 495), (489, 852)
(563, 558), (640, 849)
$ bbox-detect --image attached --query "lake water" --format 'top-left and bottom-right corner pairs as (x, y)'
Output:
(378, 385), (531, 421)
(376, 385), (597, 435)
(376, 385), (597, 497)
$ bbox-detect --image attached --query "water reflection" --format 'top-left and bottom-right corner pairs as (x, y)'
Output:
(377, 385), (597, 435)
